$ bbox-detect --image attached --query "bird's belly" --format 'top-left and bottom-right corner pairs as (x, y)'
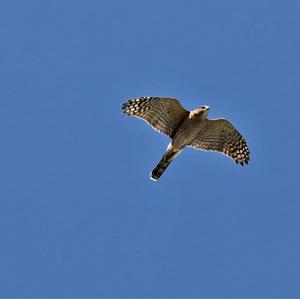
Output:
(172, 121), (204, 150)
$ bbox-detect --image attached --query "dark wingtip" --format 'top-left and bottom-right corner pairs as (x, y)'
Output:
(121, 102), (129, 114)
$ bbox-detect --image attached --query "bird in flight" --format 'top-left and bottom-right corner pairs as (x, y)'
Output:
(122, 96), (250, 181)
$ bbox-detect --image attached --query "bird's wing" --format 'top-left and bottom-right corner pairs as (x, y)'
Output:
(190, 118), (250, 165)
(122, 96), (189, 138)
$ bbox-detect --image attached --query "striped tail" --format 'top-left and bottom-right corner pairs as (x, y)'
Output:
(150, 144), (182, 181)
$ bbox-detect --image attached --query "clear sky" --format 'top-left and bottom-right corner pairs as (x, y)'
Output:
(0, 0), (299, 297)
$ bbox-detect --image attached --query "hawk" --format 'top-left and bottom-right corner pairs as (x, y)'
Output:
(122, 96), (250, 181)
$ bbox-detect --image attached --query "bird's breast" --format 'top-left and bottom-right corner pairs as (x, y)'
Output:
(172, 118), (206, 150)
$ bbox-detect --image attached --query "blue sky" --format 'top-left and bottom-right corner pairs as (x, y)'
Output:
(0, 0), (299, 297)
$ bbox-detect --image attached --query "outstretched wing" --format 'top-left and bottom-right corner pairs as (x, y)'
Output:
(122, 96), (189, 138)
(190, 119), (250, 165)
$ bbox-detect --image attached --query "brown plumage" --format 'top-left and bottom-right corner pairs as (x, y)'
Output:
(122, 96), (250, 180)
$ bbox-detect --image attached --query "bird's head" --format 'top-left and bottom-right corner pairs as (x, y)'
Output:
(192, 105), (210, 118)
(200, 105), (210, 111)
